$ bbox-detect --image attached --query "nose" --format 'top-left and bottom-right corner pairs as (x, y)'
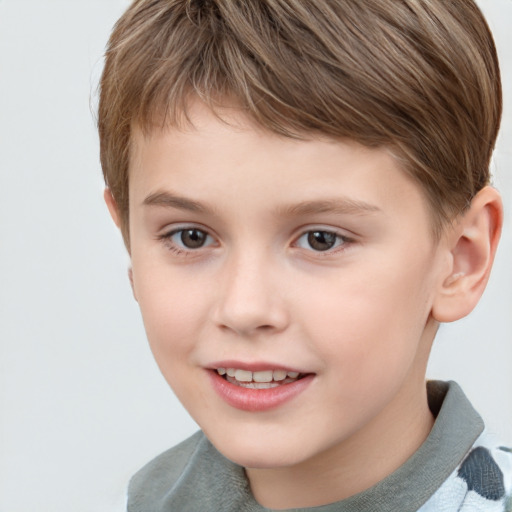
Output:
(213, 250), (289, 337)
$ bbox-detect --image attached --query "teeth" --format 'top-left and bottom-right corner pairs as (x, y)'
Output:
(234, 369), (252, 382)
(273, 370), (287, 381)
(227, 380), (281, 389)
(216, 367), (302, 383)
(253, 370), (273, 383)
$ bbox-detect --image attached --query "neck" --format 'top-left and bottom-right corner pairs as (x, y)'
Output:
(246, 377), (435, 509)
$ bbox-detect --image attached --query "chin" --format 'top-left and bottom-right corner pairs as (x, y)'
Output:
(205, 429), (314, 469)
(223, 447), (299, 469)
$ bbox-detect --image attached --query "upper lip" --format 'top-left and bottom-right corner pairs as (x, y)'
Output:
(207, 360), (308, 373)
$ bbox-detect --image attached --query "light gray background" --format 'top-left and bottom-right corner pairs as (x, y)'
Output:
(0, 1), (510, 511)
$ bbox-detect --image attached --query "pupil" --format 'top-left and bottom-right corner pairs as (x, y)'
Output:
(181, 229), (206, 248)
(308, 231), (336, 251)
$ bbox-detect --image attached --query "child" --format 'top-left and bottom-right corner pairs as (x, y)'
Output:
(98, 0), (511, 510)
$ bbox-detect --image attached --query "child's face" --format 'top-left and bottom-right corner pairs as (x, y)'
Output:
(127, 101), (448, 470)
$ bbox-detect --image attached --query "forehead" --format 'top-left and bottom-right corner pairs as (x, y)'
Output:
(128, 101), (436, 237)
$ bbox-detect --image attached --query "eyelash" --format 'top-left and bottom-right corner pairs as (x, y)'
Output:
(157, 227), (354, 256)
(158, 227), (216, 256)
(294, 229), (353, 254)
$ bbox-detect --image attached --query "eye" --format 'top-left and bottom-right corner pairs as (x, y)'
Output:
(162, 227), (216, 251)
(177, 228), (209, 249)
(295, 230), (348, 252)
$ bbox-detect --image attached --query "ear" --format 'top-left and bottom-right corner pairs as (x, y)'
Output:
(127, 266), (137, 302)
(104, 188), (121, 228)
(432, 186), (503, 323)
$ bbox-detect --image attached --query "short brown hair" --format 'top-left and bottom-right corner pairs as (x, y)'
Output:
(98, 0), (502, 246)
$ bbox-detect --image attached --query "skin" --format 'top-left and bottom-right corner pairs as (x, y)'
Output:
(106, 100), (502, 509)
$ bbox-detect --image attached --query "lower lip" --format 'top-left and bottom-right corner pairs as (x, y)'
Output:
(208, 370), (314, 412)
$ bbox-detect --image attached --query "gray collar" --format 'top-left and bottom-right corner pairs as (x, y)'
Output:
(128, 381), (484, 512)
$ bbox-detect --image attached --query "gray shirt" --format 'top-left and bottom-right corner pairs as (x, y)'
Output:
(127, 381), (512, 511)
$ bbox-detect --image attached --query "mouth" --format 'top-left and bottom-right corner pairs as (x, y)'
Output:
(215, 367), (305, 389)
(208, 364), (314, 411)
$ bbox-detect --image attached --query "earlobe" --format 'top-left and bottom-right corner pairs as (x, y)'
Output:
(432, 186), (503, 323)
(104, 188), (121, 228)
(128, 267), (138, 302)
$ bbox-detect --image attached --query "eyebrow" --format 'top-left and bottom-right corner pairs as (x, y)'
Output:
(143, 191), (381, 217)
(143, 191), (211, 213)
(278, 198), (381, 217)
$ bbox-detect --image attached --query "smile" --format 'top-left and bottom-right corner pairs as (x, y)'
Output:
(209, 366), (314, 412)
(216, 368), (302, 388)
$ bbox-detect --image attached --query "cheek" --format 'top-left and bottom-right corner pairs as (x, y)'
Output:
(132, 268), (215, 408)
(298, 253), (435, 376)
(132, 263), (210, 363)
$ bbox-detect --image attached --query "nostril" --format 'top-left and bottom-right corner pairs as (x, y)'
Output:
(213, 282), (290, 335)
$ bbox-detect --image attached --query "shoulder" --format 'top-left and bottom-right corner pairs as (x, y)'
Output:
(418, 382), (512, 511)
(127, 431), (251, 512)
(420, 430), (512, 512)
(456, 432), (512, 505)
(127, 431), (206, 509)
